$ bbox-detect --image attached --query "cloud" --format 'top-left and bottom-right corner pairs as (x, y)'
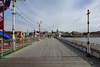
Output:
(4, 0), (100, 32)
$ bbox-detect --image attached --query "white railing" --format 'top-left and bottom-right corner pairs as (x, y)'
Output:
(59, 37), (100, 58)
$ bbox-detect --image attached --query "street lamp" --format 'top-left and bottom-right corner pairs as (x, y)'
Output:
(87, 9), (91, 57)
(37, 21), (42, 41)
(12, 0), (16, 50)
(37, 21), (42, 32)
(12, 0), (25, 50)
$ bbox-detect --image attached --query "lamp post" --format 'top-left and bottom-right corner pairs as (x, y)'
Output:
(12, 0), (16, 50)
(12, 0), (25, 50)
(87, 9), (91, 57)
(37, 21), (42, 40)
(37, 21), (42, 32)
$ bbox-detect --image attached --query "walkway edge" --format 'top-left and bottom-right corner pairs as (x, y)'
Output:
(56, 37), (100, 59)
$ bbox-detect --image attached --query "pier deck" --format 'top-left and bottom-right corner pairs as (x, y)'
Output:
(0, 37), (100, 67)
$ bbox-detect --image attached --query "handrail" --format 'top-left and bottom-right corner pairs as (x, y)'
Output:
(57, 37), (100, 58)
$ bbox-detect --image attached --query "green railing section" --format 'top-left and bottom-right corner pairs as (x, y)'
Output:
(0, 37), (36, 58)
(0, 36), (47, 58)
(0, 44), (31, 58)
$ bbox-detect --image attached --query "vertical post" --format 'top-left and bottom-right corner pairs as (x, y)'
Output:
(37, 21), (42, 32)
(22, 38), (24, 47)
(1, 37), (3, 57)
(37, 21), (42, 41)
(2, 0), (4, 52)
(10, 40), (12, 50)
(87, 9), (91, 57)
(3, 0), (4, 32)
(39, 24), (40, 32)
(12, 0), (16, 50)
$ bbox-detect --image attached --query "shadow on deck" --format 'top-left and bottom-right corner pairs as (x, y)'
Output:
(57, 38), (100, 67)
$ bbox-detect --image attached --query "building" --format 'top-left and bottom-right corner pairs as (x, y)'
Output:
(71, 31), (82, 36)
(90, 31), (100, 37)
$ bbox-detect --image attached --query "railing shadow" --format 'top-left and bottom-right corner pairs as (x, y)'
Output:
(56, 37), (100, 67)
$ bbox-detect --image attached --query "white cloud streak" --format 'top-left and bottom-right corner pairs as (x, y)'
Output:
(4, 0), (100, 32)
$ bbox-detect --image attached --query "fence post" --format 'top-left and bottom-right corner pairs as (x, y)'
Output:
(10, 40), (12, 51)
(15, 39), (16, 50)
(99, 46), (100, 58)
(1, 37), (3, 57)
(27, 38), (29, 45)
(22, 38), (24, 47)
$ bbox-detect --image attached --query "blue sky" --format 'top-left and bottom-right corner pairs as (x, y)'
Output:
(4, 0), (100, 32)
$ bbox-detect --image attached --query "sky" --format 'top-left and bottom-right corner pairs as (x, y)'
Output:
(4, 0), (100, 32)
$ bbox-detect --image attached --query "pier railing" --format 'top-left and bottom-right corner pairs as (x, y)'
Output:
(0, 37), (39, 57)
(57, 37), (100, 58)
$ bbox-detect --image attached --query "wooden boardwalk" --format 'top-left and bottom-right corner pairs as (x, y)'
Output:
(0, 37), (100, 67)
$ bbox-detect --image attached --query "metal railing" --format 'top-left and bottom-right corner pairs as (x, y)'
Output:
(0, 37), (43, 57)
(58, 37), (100, 58)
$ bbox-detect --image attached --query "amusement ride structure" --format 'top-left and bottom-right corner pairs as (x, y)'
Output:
(0, 0), (11, 49)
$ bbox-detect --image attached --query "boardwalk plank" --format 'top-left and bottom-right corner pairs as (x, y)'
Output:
(0, 37), (99, 67)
